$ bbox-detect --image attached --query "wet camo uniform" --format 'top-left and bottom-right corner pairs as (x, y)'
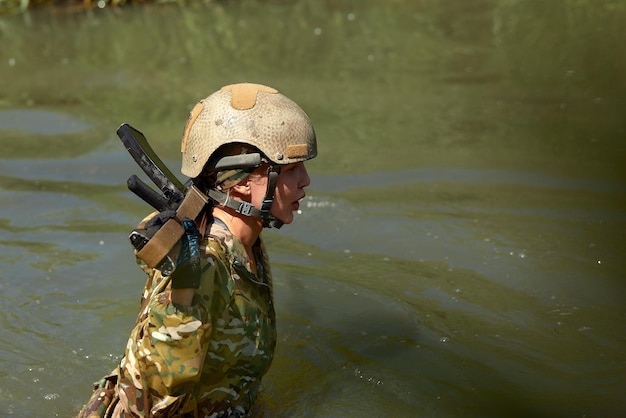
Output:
(78, 217), (276, 417)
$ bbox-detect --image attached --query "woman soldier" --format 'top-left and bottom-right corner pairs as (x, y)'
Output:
(78, 83), (317, 417)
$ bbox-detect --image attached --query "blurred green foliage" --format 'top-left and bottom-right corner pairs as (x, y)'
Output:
(0, 0), (191, 16)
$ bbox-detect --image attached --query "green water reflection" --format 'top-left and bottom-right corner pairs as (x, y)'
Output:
(2, 1), (625, 177)
(0, 1), (625, 417)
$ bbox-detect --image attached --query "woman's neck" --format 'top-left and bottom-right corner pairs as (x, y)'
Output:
(212, 206), (263, 249)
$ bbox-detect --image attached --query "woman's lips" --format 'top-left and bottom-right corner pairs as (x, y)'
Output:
(292, 195), (305, 211)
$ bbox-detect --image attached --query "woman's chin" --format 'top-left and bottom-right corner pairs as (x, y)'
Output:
(274, 212), (293, 225)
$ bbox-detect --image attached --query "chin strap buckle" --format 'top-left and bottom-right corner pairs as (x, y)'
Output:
(236, 201), (256, 216)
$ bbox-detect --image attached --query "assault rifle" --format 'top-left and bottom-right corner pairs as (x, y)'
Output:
(117, 124), (208, 274)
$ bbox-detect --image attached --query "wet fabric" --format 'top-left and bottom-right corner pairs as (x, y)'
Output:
(77, 219), (276, 417)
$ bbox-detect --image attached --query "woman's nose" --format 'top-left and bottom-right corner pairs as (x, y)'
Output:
(300, 164), (311, 188)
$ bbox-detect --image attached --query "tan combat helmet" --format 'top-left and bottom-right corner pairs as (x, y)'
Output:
(180, 83), (317, 228)
(181, 83), (317, 178)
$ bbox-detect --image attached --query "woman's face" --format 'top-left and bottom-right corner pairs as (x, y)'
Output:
(249, 162), (311, 225)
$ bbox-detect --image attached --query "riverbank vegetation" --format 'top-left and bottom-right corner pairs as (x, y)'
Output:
(0, 0), (200, 16)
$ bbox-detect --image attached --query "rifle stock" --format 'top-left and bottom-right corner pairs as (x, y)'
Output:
(117, 123), (186, 210)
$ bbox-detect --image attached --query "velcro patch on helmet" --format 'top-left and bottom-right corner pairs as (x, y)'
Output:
(286, 144), (309, 159)
(181, 101), (204, 153)
(221, 83), (278, 110)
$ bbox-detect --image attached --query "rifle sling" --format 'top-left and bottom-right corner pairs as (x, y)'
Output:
(136, 186), (208, 270)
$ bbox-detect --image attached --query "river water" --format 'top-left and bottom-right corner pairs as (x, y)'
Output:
(1, 1), (625, 417)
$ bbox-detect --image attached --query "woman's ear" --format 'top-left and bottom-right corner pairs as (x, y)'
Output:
(230, 180), (251, 198)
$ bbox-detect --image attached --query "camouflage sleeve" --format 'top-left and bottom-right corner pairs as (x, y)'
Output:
(118, 272), (215, 415)
(117, 217), (237, 415)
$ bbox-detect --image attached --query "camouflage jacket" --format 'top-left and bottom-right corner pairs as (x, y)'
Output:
(80, 219), (276, 417)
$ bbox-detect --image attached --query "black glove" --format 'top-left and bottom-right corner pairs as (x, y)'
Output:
(170, 217), (202, 289)
(144, 210), (177, 238)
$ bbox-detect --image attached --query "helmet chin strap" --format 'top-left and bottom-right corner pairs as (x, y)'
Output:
(260, 165), (283, 229)
(206, 164), (283, 229)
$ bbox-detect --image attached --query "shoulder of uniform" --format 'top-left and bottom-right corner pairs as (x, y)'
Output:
(204, 223), (233, 261)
